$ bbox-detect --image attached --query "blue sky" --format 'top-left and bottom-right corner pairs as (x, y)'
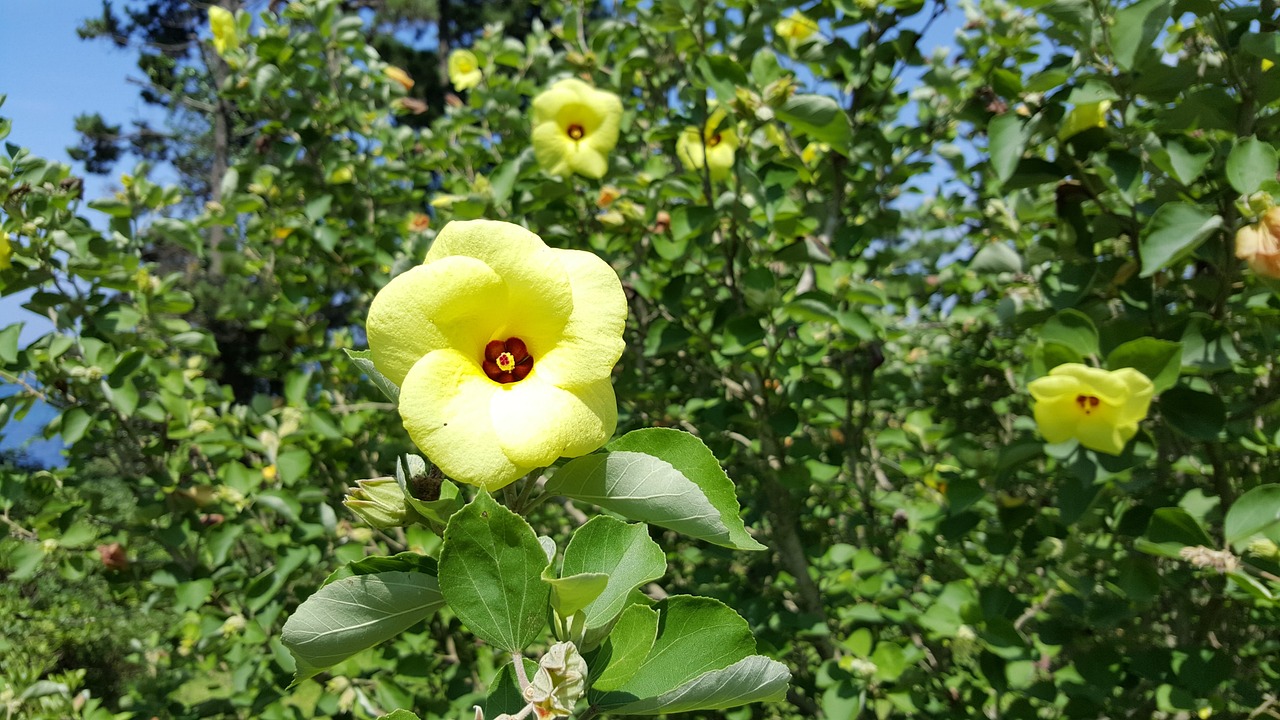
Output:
(0, 0), (151, 464)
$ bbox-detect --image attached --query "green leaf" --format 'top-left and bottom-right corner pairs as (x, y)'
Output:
(1041, 310), (1099, 358)
(1226, 136), (1279, 195)
(376, 712), (423, 720)
(0, 323), (20, 364)
(344, 348), (400, 403)
(438, 492), (550, 652)
(591, 596), (758, 708)
(1138, 203), (1222, 278)
(561, 515), (666, 639)
(60, 407), (92, 445)
(1111, 0), (1172, 71)
(1163, 138), (1213, 186)
(1160, 386), (1224, 441)
(592, 604), (660, 691)
(988, 114), (1026, 184)
(1227, 571), (1275, 602)
(775, 94), (852, 148)
(604, 655), (791, 715)
(969, 242), (1022, 274)
(545, 428), (765, 551)
(1224, 484), (1280, 550)
(281, 571), (444, 684)
(1137, 508), (1213, 559)
(1106, 338), (1182, 392)
(322, 551), (439, 587)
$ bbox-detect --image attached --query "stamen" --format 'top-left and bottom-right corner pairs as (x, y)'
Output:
(566, 124), (585, 140)
(1075, 394), (1101, 414)
(483, 338), (534, 384)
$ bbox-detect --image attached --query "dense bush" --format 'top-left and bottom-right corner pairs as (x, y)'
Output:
(2, 0), (1279, 718)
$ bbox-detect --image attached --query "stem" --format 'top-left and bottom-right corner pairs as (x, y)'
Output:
(513, 651), (532, 692)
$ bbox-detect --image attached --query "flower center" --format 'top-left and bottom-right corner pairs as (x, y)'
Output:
(483, 338), (533, 384)
(566, 124), (585, 140)
(1075, 394), (1101, 414)
(707, 133), (722, 147)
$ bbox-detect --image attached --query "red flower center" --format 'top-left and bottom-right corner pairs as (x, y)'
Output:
(1075, 394), (1101, 414)
(707, 133), (722, 147)
(566, 124), (585, 140)
(483, 338), (533, 384)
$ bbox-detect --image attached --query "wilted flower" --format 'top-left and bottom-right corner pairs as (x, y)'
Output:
(448, 49), (483, 91)
(208, 6), (239, 56)
(1235, 207), (1280, 278)
(366, 220), (625, 490)
(531, 79), (624, 179)
(675, 108), (738, 181)
(407, 213), (431, 233)
(1058, 100), (1110, 141)
(526, 642), (588, 719)
(344, 477), (417, 529)
(775, 11), (819, 43)
(384, 65), (415, 91)
(1027, 363), (1153, 456)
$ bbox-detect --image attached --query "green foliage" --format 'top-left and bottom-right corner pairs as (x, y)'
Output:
(3, 0), (1280, 716)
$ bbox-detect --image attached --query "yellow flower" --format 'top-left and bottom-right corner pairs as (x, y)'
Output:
(1027, 364), (1154, 456)
(1236, 207), (1280, 279)
(775, 11), (819, 43)
(448, 49), (483, 91)
(0, 232), (11, 271)
(1264, 58), (1275, 72)
(208, 6), (238, 56)
(531, 78), (624, 179)
(675, 108), (739, 181)
(366, 220), (626, 490)
(1058, 100), (1110, 141)
(384, 65), (415, 91)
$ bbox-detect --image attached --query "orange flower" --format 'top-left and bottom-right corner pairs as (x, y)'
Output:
(1236, 207), (1280, 278)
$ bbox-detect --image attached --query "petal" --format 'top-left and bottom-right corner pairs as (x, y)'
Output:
(533, 121), (575, 176)
(1027, 373), (1081, 402)
(400, 349), (530, 490)
(583, 91), (622, 153)
(532, 80), (586, 125)
(1076, 412), (1133, 456)
(536, 248), (627, 388)
(567, 146), (609, 179)
(489, 376), (617, 468)
(1049, 363), (1130, 405)
(1111, 368), (1154, 422)
(367, 255), (508, 386)
(1033, 395), (1080, 444)
(427, 220), (573, 358)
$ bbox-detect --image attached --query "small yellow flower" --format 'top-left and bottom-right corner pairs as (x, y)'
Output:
(775, 11), (819, 43)
(1263, 58), (1275, 72)
(0, 232), (12, 271)
(366, 220), (626, 490)
(1236, 207), (1280, 279)
(675, 108), (739, 181)
(262, 464), (278, 481)
(448, 49), (483, 91)
(383, 65), (415, 91)
(208, 6), (239, 56)
(1027, 363), (1154, 456)
(1058, 100), (1110, 141)
(801, 142), (829, 166)
(531, 79), (624, 179)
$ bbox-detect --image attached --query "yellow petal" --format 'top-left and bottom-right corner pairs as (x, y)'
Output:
(367, 255), (507, 386)
(1046, 363), (1130, 406)
(533, 121), (577, 177)
(676, 127), (706, 172)
(1059, 101), (1110, 141)
(209, 6), (238, 56)
(1112, 367), (1154, 423)
(400, 349), (529, 490)
(426, 221), (573, 358)
(566, 146), (610, 179)
(535, 248), (627, 388)
(1076, 410), (1131, 456)
(1032, 395), (1081, 444)
(489, 376), (617, 468)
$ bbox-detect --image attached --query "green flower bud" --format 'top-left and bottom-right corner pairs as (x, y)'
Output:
(344, 477), (417, 529)
(1246, 537), (1280, 560)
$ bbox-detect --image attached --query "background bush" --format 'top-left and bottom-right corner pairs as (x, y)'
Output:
(2, 0), (1279, 717)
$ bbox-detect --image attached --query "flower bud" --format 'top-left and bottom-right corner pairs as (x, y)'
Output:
(344, 477), (417, 529)
(1246, 537), (1280, 560)
(1236, 207), (1280, 279)
(526, 642), (588, 719)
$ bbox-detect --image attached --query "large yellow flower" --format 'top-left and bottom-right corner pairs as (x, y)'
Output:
(531, 79), (624, 179)
(366, 220), (626, 491)
(1027, 364), (1154, 456)
(208, 6), (238, 56)
(448, 49), (483, 91)
(675, 108), (738, 181)
(1235, 207), (1280, 279)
